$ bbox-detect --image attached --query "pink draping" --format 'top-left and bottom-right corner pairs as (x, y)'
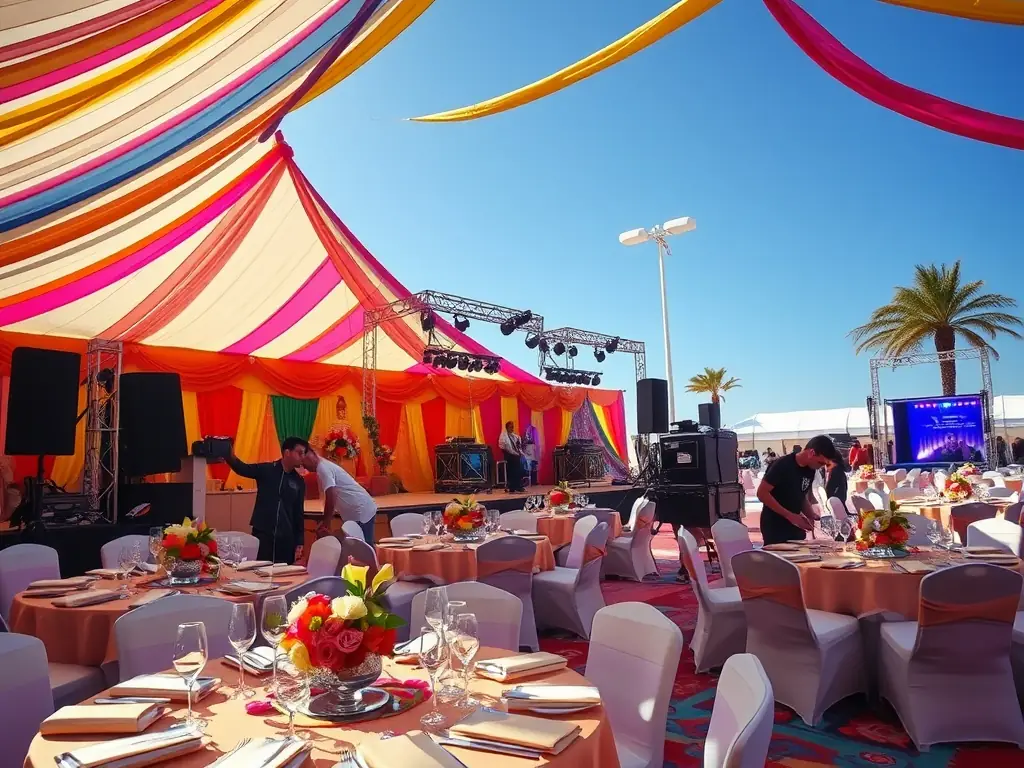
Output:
(286, 306), (363, 362)
(604, 393), (629, 462)
(540, 408), (562, 485)
(764, 0), (1024, 151)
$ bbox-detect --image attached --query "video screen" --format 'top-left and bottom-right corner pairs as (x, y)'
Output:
(890, 395), (986, 465)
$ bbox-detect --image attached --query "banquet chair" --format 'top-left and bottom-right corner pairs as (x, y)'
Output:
(0, 633), (54, 762)
(880, 564), (1024, 750)
(950, 502), (998, 545)
(389, 512), (424, 538)
(114, 595), (233, 680)
(1005, 501), (1023, 525)
(704, 653), (774, 768)
(498, 510), (538, 533)
(906, 468), (922, 485)
(100, 535), (150, 569)
(0, 543), (60, 624)
(711, 519), (753, 588)
(966, 518), (1023, 556)
(554, 515), (597, 567)
(475, 536), (539, 651)
(891, 486), (920, 502)
(932, 470), (947, 491)
(827, 497), (850, 526)
(894, 468), (908, 484)
(678, 528), (746, 673)
(533, 522), (610, 640)
(602, 500), (657, 581)
(339, 539), (429, 644)
(306, 536), (342, 578)
(849, 494), (873, 515)
(342, 521), (365, 541)
(284, 576), (351, 604)
(741, 470), (757, 497)
(623, 494), (647, 533)
(220, 532), (259, 562)
(732, 550), (867, 726)
(575, 508), (619, 531)
(900, 513), (934, 547)
(865, 489), (887, 510)
(411, 581), (521, 652)
(984, 470), (1004, 482)
(585, 602), (683, 768)
(918, 471), (932, 490)
(986, 486), (1017, 500)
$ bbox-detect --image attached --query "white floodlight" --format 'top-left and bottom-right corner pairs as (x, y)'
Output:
(618, 227), (650, 247)
(663, 216), (696, 236)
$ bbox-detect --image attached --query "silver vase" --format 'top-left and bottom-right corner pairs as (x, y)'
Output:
(167, 558), (202, 585)
(308, 654), (383, 716)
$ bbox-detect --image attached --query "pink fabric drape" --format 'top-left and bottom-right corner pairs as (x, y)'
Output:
(764, 0), (1024, 151)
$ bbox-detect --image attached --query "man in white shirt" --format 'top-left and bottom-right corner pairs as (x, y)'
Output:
(498, 420), (525, 493)
(303, 447), (378, 543)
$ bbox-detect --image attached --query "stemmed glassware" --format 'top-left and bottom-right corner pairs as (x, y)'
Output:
(449, 613), (480, 710)
(118, 545), (136, 597)
(839, 520), (853, 554)
(172, 622), (209, 729)
(228, 603), (257, 699)
(417, 626), (447, 728)
(423, 586), (448, 632)
(273, 654), (310, 739)
(261, 595), (288, 676)
(149, 527), (163, 567)
(818, 516), (837, 550)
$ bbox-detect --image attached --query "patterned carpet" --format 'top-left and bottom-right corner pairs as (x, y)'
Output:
(538, 529), (1023, 767)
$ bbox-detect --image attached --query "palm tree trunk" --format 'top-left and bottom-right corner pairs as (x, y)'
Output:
(934, 328), (956, 396)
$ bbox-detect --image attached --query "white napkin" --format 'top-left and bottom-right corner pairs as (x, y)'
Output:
(232, 560), (274, 571)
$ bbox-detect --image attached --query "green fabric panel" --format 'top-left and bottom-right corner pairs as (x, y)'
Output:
(271, 395), (318, 441)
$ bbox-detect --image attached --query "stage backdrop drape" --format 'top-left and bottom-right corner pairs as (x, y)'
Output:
(50, 386), (86, 490)
(271, 396), (318, 442)
(196, 386), (243, 482)
(399, 402), (434, 492)
(181, 391), (202, 448)
(225, 390), (268, 491)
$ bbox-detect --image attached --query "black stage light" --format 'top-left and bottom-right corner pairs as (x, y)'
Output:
(576, 373), (587, 385)
(605, 337), (619, 354)
(421, 311), (435, 332)
(553, 341), (566, 356)
(567, 345), (578, 358)
(525, 334), (540, 350)
(594, 348), (606, 362)
(485, 360), (501, 375)
(516, 310), (533, 328)
(591, 375), (601, 386)
(454, 314), (470, 332)
(446, 356), (459, 370)
(544, 367), (555, 381)
(500, 319), (515, 335)
(431, 355), (444, 368)
(423, 350), (433, 364)
(457, 355), (469, 371)
(539, 338), (550, 354)
(469, 359), (482, 373)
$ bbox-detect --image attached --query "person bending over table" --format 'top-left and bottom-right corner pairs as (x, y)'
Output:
(304, 446), (377, 544)
(757, 435), (839, 545)
(225, 437), (308, 564)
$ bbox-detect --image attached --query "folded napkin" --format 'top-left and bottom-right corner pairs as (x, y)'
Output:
(761, 543), (803, 552)
(449, 708), (581, 753)
(534, 513), (554, 519)
(219, 580), (278, 595)
(503, 684), (601, 710)
(224, 647), (276, 675)
(377, 542), (414, 549)
(212, 736), (308, 768)
(963, 546), (1007, 555)
(57, 725), (202, 768)
(819, 558), (866, 570)
(963, 552), (1020, 565)
(28, 576), (94, 590)
(897, 560), (938, 574)
(109, 674), (219, 702)
(379, 537), (412, 544)
(253, 565), (306, 577)
(21, 586), (82, 598)
(86, 568), (124, 578)
(411, 543), (447, 552)
(41, 702), (165, 736)
(776, 553), (821, 563)
(129, 589), (176, 608)
(359, 731), (463, 768)
(475, 652), (567, 682)
(393, 633), (441, 662)
(232, 560), (274, 571)
(51, 589), (120, 608)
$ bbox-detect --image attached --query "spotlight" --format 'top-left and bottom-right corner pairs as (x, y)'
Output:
(500, 319), (515, 336)
(568, 345), (578, 358)
(421, 311), (435, 332)
(544, 367), (555, 381)
(525, 334), (541, 350)
(485, 359), (501, 375)
(604, 337), (619, 354)
(576, 373), (587, 385)
(423, 350), (433, 364)
(457, 355), (469, 371)
(519, 310), (533, 326)
(446, 355), (459, 370)
(591, 374), (601, 386)
(594, 348), (606, 363)
(454, 314), (470, 332)
(470, 359), (484, 373)
(553, 341), (566, 356)
(431, 354), (444, 368)
(538, 338), (550, 354)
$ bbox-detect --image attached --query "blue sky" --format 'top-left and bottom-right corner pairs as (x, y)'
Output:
(283, 0), (1024, 433)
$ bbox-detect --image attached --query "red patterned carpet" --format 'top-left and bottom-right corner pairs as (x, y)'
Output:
(538, 528), (1024, 767)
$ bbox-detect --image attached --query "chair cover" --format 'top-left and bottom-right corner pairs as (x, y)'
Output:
(711, 519), (753, 587)
(950, 502), (998, 544)
(933, 470), (948, 490)
(900, 513), (934, 546)
(341, 521), (365, 540)
(894, 468), (908, 484)
(476, 537), (539, 651)
(679, 528), (746, 673)
(100, 535), (151, 569)
(827, 497), (849, 525)
(575, 508), (620, 531)
(48, 661), (107, 708)
(907, 468), (922, 484)
(966, 518), (1023, 556)
(221, 532), (260, 562)
(389, 513), (424, 537)
(1011, 611), (1024, 705)
(891, 486), (919, 501)
(850, 495), (873, 515)
(1005, 501), (1024, 525)
(113, 595), (233, 680)
(865, 489), (887, 510)
(624, 494), (647, 532)
(879, 564), (1024, 750)
(704, 653), (774, 768)
(498, 511), (537, 533)
(283, 576), (351, 604)
(306, 536), (342, 578)
(0, 633), (54, 761)
(533, 523), (610, 640)
(0, 543), (60, 623)
(586, 602), (683, 768)
(555, 515), (597, 568)
(603, 500), (657, 581)
(732, 550), (867, 725)
(410, 581), (521, 652)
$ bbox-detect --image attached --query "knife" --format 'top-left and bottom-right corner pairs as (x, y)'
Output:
(94, 697), (172, 704)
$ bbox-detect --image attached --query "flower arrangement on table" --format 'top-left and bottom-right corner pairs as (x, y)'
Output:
(443, 495), (486, 539)
(943, 472), (972, 502)
(323, 425), (361, 462)
(958, 462), (980, 477)
(160, 518), (219, 583)
(546, 481), (579, 513)
(373, 443), (394, 474)
(855, 502), (911, 552)
(856, 465), (877, 481)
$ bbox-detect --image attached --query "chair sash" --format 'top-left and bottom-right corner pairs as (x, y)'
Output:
(737, 582), (805, 611)
(477, 556), (534, 579)
(919, 594), (1019, 627)
(582, 545), (606, 565)
(634, 515), (652, 530)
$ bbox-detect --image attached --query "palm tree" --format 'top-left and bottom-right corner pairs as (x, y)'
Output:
(686, 367), (741, 404)
(850, 261), (1022, 395)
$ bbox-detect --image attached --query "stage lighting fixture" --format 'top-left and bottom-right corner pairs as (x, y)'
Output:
(525, 334), (540, 350)
(568, 345), (578, 358)
(470, 359), (484, 373)
(591, 375), (601, 386)
(454, 314), (470, 332)
(431, 355), (444, 368)
(500, 319), (515, 335)
(553, 341), (566, 356)
(446, 355), (459, 370)
(544, 367), (555, 381)
(539, 338), (550, 354)
(422, 350), (433, 364)
(577, 373), (588, 385)
(516, 310), (533, 328)
(485, 359), (501, 375)
(457, 355), (469, 371)
(420, 311), (435, 332)
(594, 348), (606, 362)
(605, 337), (619, 354)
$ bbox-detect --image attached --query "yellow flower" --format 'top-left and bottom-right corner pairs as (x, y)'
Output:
(331, 595), (368, 621)
(288, 643), (312, 672)
(287, 597), (309, 625)
(341, 563), (368, 591)
(370, 564), (394, 595)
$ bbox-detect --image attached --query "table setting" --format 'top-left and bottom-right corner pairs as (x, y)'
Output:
(521, 486), (623, 548)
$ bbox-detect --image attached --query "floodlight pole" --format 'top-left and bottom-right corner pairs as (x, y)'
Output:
(651, 227), (677, 424)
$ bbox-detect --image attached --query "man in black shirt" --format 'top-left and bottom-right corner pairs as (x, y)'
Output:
(757, 435), (840, 545)
(225, 437), (309, 564)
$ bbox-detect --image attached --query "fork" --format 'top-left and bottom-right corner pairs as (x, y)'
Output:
(337, 747), (357, 766)
(209, 737), (252, 766)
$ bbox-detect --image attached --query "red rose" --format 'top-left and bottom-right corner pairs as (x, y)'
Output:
(889, 526), (908, 544)
(321, 618), (345, 639)
(362, 625), (397, 656)
(317, 640), (342, 670)
(337, 628), (364, 654)
(162, 534), (184, 550)
(874, 531), (891, 546)
(207, 539), (218, 555)
(180, 542), (201, 560)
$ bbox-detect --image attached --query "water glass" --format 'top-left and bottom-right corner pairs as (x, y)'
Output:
(117, 546), (136, 597)
(149, 527), (163, 562)
(228, 603), (257, 699)
(839, 520), (853, 553)
(172, 622), (209, 729)
(449, 613), (480, 709)
(261, 594), (288, 675)
(273, 655), (310, 739)
(417, 627), (447, 728)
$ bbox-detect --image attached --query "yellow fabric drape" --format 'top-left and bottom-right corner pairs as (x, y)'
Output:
(226, 390), (268, 490)
(880, 0), (1024, 24)
(51, 386), (86, 490)
(395, 403), (433, 492)
(310, 386), (371, 476)
(181, 391), (202, 447)
(531, 409), (545, 457)
(258, 399), (281, 463)
(500, 397), (520, 432)
(560, 409), (574, 444)
(411, 0), (722, 122)
(472, 406), (485, 444)
(445, 403), (475, 439)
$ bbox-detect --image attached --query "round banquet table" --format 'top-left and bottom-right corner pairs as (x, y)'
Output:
(534, 512), (623, 549)
(376, 535), (555, 585)
(8, 567), (311, 667)
(1006, 477), (1024, 494)
(25, 649), (620, 768)
(898, 498), (1014, 528)
(852, 479), (886, 494)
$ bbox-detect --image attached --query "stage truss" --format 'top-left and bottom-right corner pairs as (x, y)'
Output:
(83, 339), (122, 522)
(869, 347), (994, 465)
(538, 327), (646, 382)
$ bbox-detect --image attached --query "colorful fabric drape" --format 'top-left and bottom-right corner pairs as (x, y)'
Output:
(181, 391), (202, 448)
(51, 387), (87, 490)
(271, 396), (318, 442)
(880, 0), (1024, 24)
(764, 0), (1024, 151)
(575, 397), (629, 482)
(197, 386), (242, 482)
(225, 390), (268, 490)
(398, 402), (434, 492)
(411, 0), (723, 122)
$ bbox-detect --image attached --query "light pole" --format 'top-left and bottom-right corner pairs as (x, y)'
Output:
(618, 216), (696, 424)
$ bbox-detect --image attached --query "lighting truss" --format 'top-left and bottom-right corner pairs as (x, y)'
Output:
(543, 366), (603, 386)
(538, 327), (646, 381)
(83, 339), (122, 522)
(423, 346), (502, 375)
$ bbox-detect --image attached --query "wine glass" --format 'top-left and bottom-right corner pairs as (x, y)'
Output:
(149, 527), (163, 564)
(117, 546), (135, 597)
(417, 627), (447, 728)
(422, 513), (433, 538)
(228, 603), (257, 699)
(273, 654), (310, 739)
(172, 622), (208, 729)
(819, 516), (837, 543)
(423, 587), (448, 632)
(261, 594), (288, 674)
(839, 520), (853, 553)
(523, 496), (534, 512)
(449, 613), (480, 709)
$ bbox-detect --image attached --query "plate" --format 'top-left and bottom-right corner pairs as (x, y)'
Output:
(860, 547), (910, 559)
(519, 703), (599, 715)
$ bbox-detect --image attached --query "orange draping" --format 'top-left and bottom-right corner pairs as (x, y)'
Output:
(181, 391), (202, 448)
(197, 386), (242, 482)
(540, 407), (562, 485)
(50, 386), (86, 490)
(420, 398), (446, 483)
(225, 390), (268, 490)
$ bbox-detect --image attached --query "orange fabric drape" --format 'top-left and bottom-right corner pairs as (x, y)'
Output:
(196, 386), (243, 483)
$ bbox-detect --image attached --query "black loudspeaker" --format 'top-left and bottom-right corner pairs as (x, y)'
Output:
(119, 373), (187, 476)
(637, 378), (669, 434)
(5, 347), (81, 456)
(658, 429), (739, 485)
(698, 402), (721, 430)
(651, 483), (744, 528)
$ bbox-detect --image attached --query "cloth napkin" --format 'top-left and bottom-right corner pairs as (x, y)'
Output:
(28, 576), (93, 589)
(897, 560), (938, 574)
(232, 560), (274, 571)
(776, 553), (821, 563)
(41, 702), (165, 736)
(449, 708), (581, 752)
(212, 736), (308, 768)
(224, 647), (276, 675)
(963, 546), (1008, 555)
(86, 568), (124, 578)
(379, 537), (412, 544)
(761, 543), (803, 552)
(359, 731), (463, 768)
(253, 565), (306, 577)
(109, 674), (219, 702)
(411, 543), (447, 552)
(818, 558), (865, 570)
(502, 684), (601, 710)
(219, 580), (277, 595)
(21, 586), (82, 598)
(129, 589), (176, 608)
(393, 633), (441, 662)
(57, 726), (203, 768)
(51, 589), (120, 608)
(475, 652), (567, 682)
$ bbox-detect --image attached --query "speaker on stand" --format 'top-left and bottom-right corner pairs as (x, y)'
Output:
(119, 373), (188, 477)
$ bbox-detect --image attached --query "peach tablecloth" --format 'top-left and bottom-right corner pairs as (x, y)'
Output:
(376, 536), (555, 584)
(1006, 477), (1023, 493)
(852, 479), (885, 494)
(9, 568), (310, 667)
(26, 650), (620, 768)
(899, 499), (1012, 527)
(536, 512), (623, 548)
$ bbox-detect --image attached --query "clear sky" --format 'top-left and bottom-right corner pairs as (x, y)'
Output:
(282, 0), (1024, 433)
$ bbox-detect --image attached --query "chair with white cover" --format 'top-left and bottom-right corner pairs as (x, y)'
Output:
(575, 508), (620, 532)
(894, 468), (907, 484)
(917, 471), (931, 490)
(554, 515), (597, 567)
(114, 595), (233, 680)
(880, 564), (1024, 750)
(1005, 501), (1024, 525)
(585, 602), (683, 768)
(100, 535), (150, 569)
(623, 494), (647, 533)
(498, 511), (537, 533)
(306, 536), (342, 578)
(906, 468), (922, 485)
(475, 536), (539, 651)
(732, 550), (867, 726)
(813, 486), (829, 516)
(284, 576), (352, 604)
(827, 497), (849, 526)
(221, 532), (259, 562)
(704, 653), (774, 768)
(966, 518), (1023, 556)
(389, 512), (424, 538)
(603, 500), (657, 581)
(0, 634), (54, 761)
(984, 470), (1004, 482)
(849, 495), (873, 515)
(891, 486), (920, 501)
(932, 470), (947, 491)
(341, 521), (365, 541)
(411, 581), (521, 652)
(950, 502), (998, 545)
(533, 522), (610, 640)
(711, 519), (753, 588)
(339, 539), (428, 643)
(0, 543), (60, 624)
(986, 486), (1016, 500)
(679, 528), (746, 673)
(865, 489), (887, 511)
(901, 513), (935, 547)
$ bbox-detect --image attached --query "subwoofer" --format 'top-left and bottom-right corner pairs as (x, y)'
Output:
(637, 378), (669, 435)
(5, 347), (81, 456)
(658, 429), (739, 485)
(119, 373), (187, 476)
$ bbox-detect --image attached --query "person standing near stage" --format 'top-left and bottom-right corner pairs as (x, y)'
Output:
(756, 435), (840, 545)
(225, 437), (308, 564)
(304, 446), (377, 544)
(498, 421), (525, 492)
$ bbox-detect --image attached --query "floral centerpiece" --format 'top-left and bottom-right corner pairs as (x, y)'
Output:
(160, 517), (218, 584)
(958, 462), (981, 477)
(943, 471), (972, 501)
(442, 495), (487, 541)
(280, 562), (402, 716)
(373, 443), (394, 475)
(855, 500), (911, 554)
(324, 426), (361, 462)
(546, 481), (578, 513)
(857, 465), (877, 481)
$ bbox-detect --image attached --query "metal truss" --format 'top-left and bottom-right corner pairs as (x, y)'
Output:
(83, 339), (122, 522)
(539, 326), (647, 381)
